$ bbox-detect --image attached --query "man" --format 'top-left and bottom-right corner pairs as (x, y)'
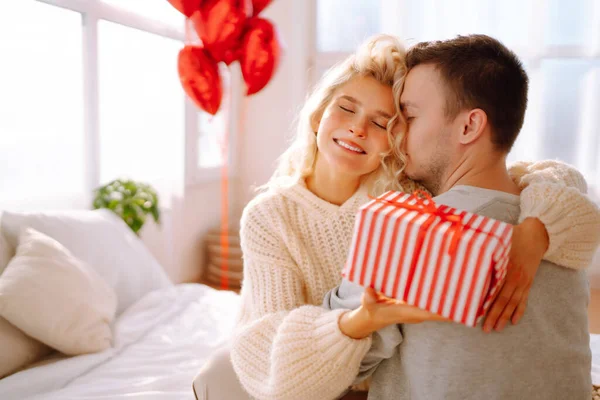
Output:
(325, 34), (592, 400)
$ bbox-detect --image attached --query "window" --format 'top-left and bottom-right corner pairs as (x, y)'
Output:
(314, 0), (600, 188)
(0, 0), (235, 208)
(98, 20), (185, 196)
(197, 63), (232, 170)
(198, 110), (227, 169)
(0, 1), (85, 205)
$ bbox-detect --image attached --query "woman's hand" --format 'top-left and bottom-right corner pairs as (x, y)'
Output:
(339, 287), (446, 340)
(483, 217), (549, 333)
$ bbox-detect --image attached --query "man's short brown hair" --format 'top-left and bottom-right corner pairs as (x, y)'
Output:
(406, 34), (528, 152)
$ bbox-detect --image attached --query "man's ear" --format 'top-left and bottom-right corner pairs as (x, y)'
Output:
(459, 108), (488, 145)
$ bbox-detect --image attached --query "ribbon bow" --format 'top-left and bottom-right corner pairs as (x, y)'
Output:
(373, 190), (465, 255)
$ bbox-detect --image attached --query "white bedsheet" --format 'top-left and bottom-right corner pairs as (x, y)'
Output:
(0, 284), (240, 400)
(1, 284), (598, 398)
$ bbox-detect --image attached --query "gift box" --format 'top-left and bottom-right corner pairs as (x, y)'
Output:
(342, 190), (513, 327)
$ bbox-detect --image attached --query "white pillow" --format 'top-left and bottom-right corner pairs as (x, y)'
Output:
(0, 212), (13, 275)
(0, 209), (172, 315)
(0, 228), (117, 355)
(0, 316), (51, 378)
(0, 232), (11, 276)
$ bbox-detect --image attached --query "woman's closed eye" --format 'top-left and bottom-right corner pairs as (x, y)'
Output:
(339, 105), (355, 113)
(372, 120), (387, 130)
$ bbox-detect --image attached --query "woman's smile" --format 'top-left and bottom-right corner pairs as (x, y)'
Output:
(333, 138), (366, 154)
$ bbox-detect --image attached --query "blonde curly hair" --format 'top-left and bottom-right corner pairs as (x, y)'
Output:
(266, 34), (409, 195)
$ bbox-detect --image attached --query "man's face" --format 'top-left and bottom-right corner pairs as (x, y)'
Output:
(400, 64), (458, 194)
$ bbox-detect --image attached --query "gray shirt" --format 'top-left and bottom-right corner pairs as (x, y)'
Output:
(324, 185), (591, 400)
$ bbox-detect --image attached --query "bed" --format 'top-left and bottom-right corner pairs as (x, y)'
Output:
(0, 284), (239, 400)
(0, 209), (240, 400)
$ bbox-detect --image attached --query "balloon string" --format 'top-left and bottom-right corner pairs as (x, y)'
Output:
(219, 143), (229, 289)
(219, 74), (231, 290)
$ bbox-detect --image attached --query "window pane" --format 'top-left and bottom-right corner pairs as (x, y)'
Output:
(395, 0), (437, 43)
(319, 0), (596, 50)
(539, 59), (600, 166)
(0, 1), (84, 202)
(198, 64), (231, 169)
(484, 0), (532, 48)
(577, 68), (600, 186)
(544, 0), (593, 46)
(98, 21), (184, 196)
(198, 112), (226, 169)
(317, 0), (382, 52)
(397, 0), (533, 47)
(101, 0), (184, 29)
(319, 0), (536, 51)
(423, 0), (487, 42)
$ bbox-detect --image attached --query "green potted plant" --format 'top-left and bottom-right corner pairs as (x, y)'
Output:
(92, 178), (160, 235)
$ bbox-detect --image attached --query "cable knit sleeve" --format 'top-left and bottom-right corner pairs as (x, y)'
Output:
(230, 198), (372, 400)
(508, 160), (600, 269)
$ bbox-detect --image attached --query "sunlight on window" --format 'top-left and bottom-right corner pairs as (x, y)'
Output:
(0, 1), (84, 202)
(98, 21), (184, 196)
(577, 68), (600, 186)
(197, 64), (231, 169)
(317, 0), (600, 186)
(101, 0), (184, 29)
(317, 0), (594, 50)
(198, 112), (226, 169)
(317, 0), (382, 52)
(545, 0), (594, 46)
(539, 60), (600, 164)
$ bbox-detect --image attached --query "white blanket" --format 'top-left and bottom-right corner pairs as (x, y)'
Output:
(0, 284), (240, 400)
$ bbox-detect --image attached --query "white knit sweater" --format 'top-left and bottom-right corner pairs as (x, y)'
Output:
(230, 161), (600, 400)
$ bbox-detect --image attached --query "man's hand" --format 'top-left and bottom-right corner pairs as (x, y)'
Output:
(483, 217), (549, 333)
(339, 288), (447, 339)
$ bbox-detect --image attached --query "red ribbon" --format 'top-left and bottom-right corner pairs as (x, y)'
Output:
(372, 191), (465, 256)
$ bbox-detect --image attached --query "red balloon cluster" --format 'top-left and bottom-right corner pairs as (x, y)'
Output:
(170, 0), (282, 115)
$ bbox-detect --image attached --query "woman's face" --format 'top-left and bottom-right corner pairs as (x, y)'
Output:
(314, 75), (395, 179)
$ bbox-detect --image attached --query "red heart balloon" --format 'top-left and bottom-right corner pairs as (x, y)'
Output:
(178, 46), (223, 115)
(191, 0), (251, 65)
(251, 0), (273, 16)
(167, 0), (203, 18)
(217, 45), (242, 66)
(240, 18), (281, 95)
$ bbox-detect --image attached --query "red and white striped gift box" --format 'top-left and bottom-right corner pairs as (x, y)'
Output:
(342, 190), (513, 327)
